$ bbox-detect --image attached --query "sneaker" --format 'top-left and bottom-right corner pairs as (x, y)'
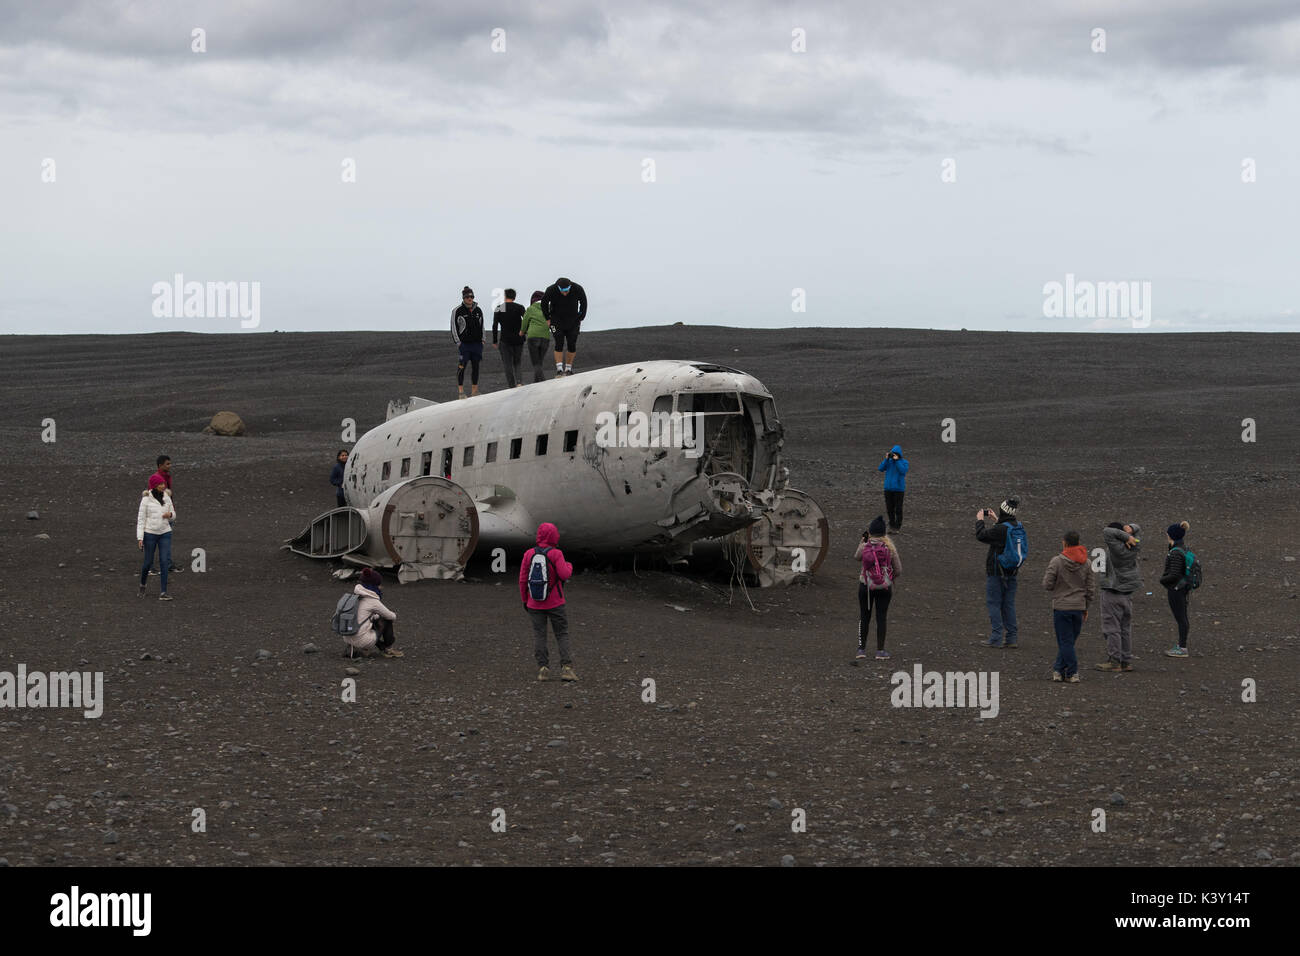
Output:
(1121, 662), (1134, 672)
(875, 649), (891, 660)
(169, 565), (184, 574)
(1164, 646), (1188, 659)
(158, 593), (173, 601)
(1066, 674), (1081, 683)
(1095, 660), (1122, 672)
(1051, 670), (1062, 682)
(979, 639), (1004, 647)
(855, 648), (868, 660)
(560, 664), (579, 682)
(537, 666), (551, 681)
(1003, 642), (1019, 649)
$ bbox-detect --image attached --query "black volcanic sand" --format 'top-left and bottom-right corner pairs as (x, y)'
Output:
(1, 327), (1297, 867)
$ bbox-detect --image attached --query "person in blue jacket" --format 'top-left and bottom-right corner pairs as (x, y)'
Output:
(878, 445), (909, 533)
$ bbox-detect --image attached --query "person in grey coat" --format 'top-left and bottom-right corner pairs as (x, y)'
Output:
(1095, 521), (1141, 671)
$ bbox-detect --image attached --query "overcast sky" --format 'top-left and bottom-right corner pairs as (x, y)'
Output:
(3, 0), (1298, 333)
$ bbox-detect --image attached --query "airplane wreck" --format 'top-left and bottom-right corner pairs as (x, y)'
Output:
(286, 361), (829, 585)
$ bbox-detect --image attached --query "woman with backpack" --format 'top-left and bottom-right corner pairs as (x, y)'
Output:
(1160, 521), (1194, 659)
(519, 521), (577, 681)
(346, 567), (403, 659)
(854, 515), (901, 661)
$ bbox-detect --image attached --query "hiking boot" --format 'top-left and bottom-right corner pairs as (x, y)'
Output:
(979, 639), (1004, 648)
(158, 593), (173, 601)
(1164, 646), (1188, 659)
(1066, 674), (1081, 683)
(1095, 660), (1122, 672)
(875, 649), (891, 660)
(1003, 642), (1019, 649)
(1051, 670), (1062, 682)
(382, 648), (404, 659)
(138, 584), (146, 598)
(169, 565), (184, 574)
(1120, 662), (1134, 672)
(537, 666), (551, 681)
(560, 665), (579, 682)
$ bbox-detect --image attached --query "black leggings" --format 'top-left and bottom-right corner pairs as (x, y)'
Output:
(1166, 588), (1189, 647)
(457, 358), (480, 386)
(857, 582), (892, 651)
(884, 490), (904, 529)
(375, 617), (395, 650)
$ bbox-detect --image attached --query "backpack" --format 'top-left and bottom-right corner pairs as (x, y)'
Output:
(331, 593), (360, 636)
(527, 547), (555, 602)
(1175, 547), (1203, 591)
(861, 540), (894, 590)
(997, 522), (1028, 573)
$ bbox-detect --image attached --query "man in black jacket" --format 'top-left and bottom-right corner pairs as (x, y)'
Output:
(976, 497), (1023, 648)
(541, 277), (587, 376)
(492, 288), (527, 389)
(450, 286), (485, 398)
(330, 449), (349, 507)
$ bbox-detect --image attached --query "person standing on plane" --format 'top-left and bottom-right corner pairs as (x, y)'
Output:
(492, 288), (527, 389)
(541, 277), (587, 376)
(450, 286), (485, 399)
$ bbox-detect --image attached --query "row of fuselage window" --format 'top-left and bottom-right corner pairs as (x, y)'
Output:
(357, 428), (581, 485)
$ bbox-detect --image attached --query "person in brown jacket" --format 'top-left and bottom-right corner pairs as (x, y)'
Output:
(1042, 530), (1095, 683)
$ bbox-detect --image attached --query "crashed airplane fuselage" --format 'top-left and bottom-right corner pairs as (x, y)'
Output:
(287, 360), (828, 583)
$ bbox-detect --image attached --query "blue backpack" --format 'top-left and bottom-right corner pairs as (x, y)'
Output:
(997, 522), (1028, 573)
(527, 546), (555, 602)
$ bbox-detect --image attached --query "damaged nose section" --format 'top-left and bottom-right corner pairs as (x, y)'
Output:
(648, 473), (830, 586)
(646, 471), (765, 553)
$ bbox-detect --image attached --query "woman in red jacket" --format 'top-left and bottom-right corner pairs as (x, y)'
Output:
(519, 522), (577, 682)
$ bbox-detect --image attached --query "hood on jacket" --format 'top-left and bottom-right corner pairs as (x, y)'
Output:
(536, 522), (560, 547)
(1062, 545), (1089, 564)
(890, 444), (902, 455)
(353, 583), (380, 599)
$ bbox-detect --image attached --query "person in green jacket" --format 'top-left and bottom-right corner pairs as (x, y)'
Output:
(521, 291), (552, 383)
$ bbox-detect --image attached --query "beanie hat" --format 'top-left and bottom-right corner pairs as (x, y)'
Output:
(360, 567), (383, 589)
(1000, 498), (1019, 516)
(868, 515), (887, 536)
(1107, 521), (1125, 530)
(1167, 520), (1189, 542)
(461, 286), (474, 297)
(530, 290), (544, 304)
(148, 474), (167, 490)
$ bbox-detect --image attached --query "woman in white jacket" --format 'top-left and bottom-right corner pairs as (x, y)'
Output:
(137, 475), (176, 600)
(346, 567), (403, 658)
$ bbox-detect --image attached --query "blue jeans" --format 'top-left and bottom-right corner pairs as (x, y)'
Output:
(141, 532), (172, 593)
(985, 574), (1018, 645)
(1053, 609), (1083, 676)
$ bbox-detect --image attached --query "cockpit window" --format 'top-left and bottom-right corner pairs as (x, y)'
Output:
(677, 392), (740, 414)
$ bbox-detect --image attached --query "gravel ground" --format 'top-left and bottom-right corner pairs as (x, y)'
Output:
(0, 326), (1297, 866)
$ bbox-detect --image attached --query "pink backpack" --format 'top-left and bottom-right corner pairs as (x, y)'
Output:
(861, 540), (894, 590)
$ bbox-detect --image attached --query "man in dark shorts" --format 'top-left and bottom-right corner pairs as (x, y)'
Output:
(492, 288), (527, 388)
(541, 277), (587, 376)
(450, 286), (485, 398)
